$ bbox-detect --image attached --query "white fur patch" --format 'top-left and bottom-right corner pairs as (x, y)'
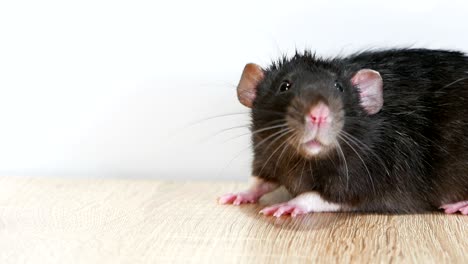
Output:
(289, 191), (341, 212)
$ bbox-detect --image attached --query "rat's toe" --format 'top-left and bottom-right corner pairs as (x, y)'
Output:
(460, 206), (468, 215)
(261, 203), (308, 217)
(291, 208), (307, 217)
(259, 203), (285, 215)
(219, 192), (258, 205)
(273, 205), (295, 217)
(440, 200), (468, 215)
(218, 193), (237, 204)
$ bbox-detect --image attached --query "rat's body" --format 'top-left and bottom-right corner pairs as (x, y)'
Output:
(219, 48), (468, 215)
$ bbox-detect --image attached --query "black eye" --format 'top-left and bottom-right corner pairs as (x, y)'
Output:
(334, 82), (344, 92)
(279, 80), (292, 93)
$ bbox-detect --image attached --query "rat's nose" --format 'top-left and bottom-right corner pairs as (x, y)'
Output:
(308, 102), (330, 125)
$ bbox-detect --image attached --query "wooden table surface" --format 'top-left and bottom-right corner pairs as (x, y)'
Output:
(0, 177), (466, 264)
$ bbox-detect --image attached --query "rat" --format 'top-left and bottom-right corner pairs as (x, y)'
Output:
(218, 48), (468, 216)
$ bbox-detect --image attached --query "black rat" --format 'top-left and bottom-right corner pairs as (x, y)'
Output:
(219, 48), (468, 216)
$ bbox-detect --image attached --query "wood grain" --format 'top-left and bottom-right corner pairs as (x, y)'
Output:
(0, 177), (466, 264)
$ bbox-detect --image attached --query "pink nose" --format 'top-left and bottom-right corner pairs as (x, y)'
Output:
(309, 102), (330, 124)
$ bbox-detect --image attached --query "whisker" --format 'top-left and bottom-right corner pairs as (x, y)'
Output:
(279, 133), (304, 178)
(185, 112), (250, 127)
(216, 121), (286, 143)
(216, 144), (253, 179)
(251, 122), (289, 136)
(217, 127), (291, 177)
(250, 127), (291, 150)
(274, 133), (295, 178)
(260, 128), (293, 155)
(221, 120), (288, 144)
(167, 112), (250, 141)
(308, 158), (313, 182)
(338, 134), (376, 195)
(178, 108), (284, 134)
(340, 131), (389, 176)
(296, 158), (307, 193)
(200, 125), (250, 142)
(221, 132), (251, 144)
(284, 155), (303, 178)
(334, 140), (349, 190)
(257, 130), (294, 177)
(219, 123), (290, 170)
(285, 132), (302, 169)
(252, 108), (288, 116)
(438, 76), (468, 91)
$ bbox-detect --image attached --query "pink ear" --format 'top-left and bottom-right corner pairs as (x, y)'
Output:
(351, 69), (383, 115)
(237, 63), (264, 108)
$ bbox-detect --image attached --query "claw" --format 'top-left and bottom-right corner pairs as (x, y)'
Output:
(291, 208), (305, 217)
(218, 192), (258, 205)
(260, 203), (308, 217)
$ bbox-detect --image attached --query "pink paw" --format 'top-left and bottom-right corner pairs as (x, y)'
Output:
(440, 201), (468, 215)
(259, 202), (309, 217)
(218, 192), (259, 205)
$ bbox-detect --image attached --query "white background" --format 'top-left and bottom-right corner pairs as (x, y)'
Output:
(0, 0), (467, 180)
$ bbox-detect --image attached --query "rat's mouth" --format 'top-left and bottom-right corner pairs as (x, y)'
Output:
(303, 139), (324, 155)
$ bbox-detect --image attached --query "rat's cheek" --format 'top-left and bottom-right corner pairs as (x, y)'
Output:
(321, 115), (344, 145)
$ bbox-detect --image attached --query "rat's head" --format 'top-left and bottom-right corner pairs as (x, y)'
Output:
(237, 53), (383, 158)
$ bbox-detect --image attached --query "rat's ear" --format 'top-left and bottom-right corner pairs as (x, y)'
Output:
(351, 69), (383, 115)
(237, 63), (265, 108)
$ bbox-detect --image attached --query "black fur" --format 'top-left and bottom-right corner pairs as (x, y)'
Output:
(251, 48), (468, 213)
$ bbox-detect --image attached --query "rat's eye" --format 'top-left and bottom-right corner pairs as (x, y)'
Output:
(279, 80), (292, 93)
(334, 82), (344, 92)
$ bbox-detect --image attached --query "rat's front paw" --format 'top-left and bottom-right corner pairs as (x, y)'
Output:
(259, 202), (309, 217)
(259, 192), (341, 217)
(440, 200), (468, 215)
(218, 192), (259, 205)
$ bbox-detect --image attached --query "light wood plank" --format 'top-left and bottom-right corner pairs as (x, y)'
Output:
(0, 177), (466, 263)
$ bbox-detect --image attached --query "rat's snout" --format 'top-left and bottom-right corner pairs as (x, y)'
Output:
(307, 102), (331, 125)
(287, 83), (345, 158)
(298, 100), (336, 156)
